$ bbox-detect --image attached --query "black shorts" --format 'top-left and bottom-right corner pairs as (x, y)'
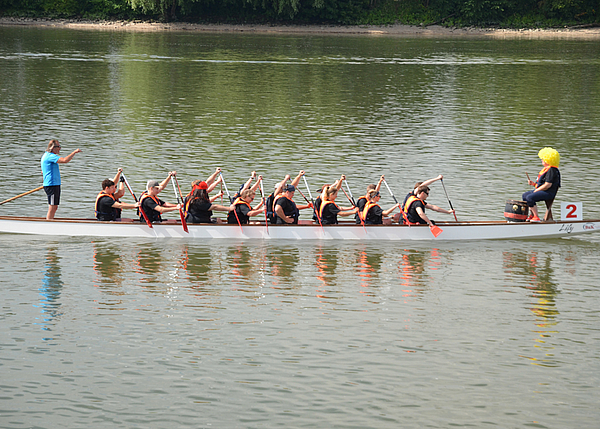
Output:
(44, 185), (61, 206)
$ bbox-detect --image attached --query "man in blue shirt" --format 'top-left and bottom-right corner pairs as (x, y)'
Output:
(41, 139), (82, 219)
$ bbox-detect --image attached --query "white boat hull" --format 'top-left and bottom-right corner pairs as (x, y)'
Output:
(1, 216), (599, 240)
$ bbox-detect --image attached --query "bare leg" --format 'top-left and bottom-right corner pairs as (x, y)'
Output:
(529, 205), (539, 219)
(46, 205), (58, 220)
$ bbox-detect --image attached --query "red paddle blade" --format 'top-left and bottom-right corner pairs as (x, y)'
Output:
(430, 224), (443, 237)
(179, 208), (189, 233)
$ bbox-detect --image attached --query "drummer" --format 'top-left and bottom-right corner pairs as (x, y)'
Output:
(522, 147), (561, 222)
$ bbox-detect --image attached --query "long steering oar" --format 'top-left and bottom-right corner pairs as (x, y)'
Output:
(171, 174), (188, 233)
(258, 177), (269, 235)
(121, 172), (153, 229)
(220, 172), (242, 232)
(440, 178), (458, 222)
(301, 175), (323, 230)
(0, 185), (43, 206)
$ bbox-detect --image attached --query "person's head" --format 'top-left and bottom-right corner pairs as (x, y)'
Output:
(147, 180), (161, 195)
(367, 189), (380, 201)
(102, 179), (115, 193)
(413, 181), (423, 190)
(191, 187), (209, 202)
(538, 147), (560, 167)
(241, 189), (255, 202)
(192, 181), (208, 191)
(416, 185), (430, 199)
(366, 184), (377, 192)
(324, 186), (338, 201)
(284, 184), (295, 196)
(47, 139), (61, 153)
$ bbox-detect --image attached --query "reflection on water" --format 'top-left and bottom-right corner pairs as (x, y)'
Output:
(503, 250), (560, 367)
(35, 246), (63, 339)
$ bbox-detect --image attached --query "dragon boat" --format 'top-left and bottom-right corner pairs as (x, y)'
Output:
(0, 215), (598, 240)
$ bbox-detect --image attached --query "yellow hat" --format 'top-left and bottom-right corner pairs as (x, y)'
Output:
(538, 147), (560, 167)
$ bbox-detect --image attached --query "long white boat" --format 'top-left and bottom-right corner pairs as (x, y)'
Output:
(0, 215), (599, 240)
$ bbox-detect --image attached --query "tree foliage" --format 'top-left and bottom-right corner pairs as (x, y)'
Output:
(1, 0), (598, 25)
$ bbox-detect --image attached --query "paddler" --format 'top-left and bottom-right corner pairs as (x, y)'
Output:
(362, 189), (399, 225)
(319, 185), (358, 224)
(403, 185), (454, 226)
(314, 174), (347, 222)
(355, 175), (385, 224)
(274, 184), (312, 224)
(227, 188), (265, 225)
(139, 172), (181, 223)
(95, 172), (140, 221)
(184, 181), (229, 223)
(266, 171), (305, 224)
(522, 147), (561, 222)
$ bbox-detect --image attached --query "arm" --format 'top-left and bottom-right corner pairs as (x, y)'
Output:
(420, 174), (443, 189)
(206, 167), (222, 186)
(112, 168), (125, 199)
(111, 201), (140, 210)
(375, 175), (384, 193)
(425, 203), (454, 215)
(247, 207), (265, 217)
(290, 170), (305, 188)
(338, 207), (358, 217)
(275, 204), (293, 224)
(208, 203), (231, 212)
(382, 204), (399, 217)
(332, 175), (346, 191)
(207, 175), (222, 193)
(274, 174), (291, 196)
(209, 191), (224, 203)
(250, 175), (262, 193)
(57, 148), (82, 164)
(416, 206), (434, 226)
(153, 203), (180, 213)
(240, 171), (256, 194)
(534, 182), (552, 192)
(158, 171), (175, 192)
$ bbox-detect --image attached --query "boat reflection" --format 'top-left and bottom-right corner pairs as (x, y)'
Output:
(503, 250), (560, 367)
(92, 241), (125, 291)
(35, 245), (63, 339)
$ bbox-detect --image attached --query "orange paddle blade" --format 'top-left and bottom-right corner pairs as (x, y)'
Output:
(430, 224), (443, 237)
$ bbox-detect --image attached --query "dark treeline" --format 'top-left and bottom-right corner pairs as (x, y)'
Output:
(1, 0), (598, 27)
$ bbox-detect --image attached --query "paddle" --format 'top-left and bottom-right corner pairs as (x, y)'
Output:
(301, 175), (323, 230)
(440, 178), (458, 222)
(258, 177), (269, 235)
(430, 224), (443, 238)
(220, 172), (242, 231)
(382, 178), (406, 225)
(341, 179), (366, 230)
(0, 185), (43, 206)
(171, 174), (188, 233)
(121, 173), (153, 229)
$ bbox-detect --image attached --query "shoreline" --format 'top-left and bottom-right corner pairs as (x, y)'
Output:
(1, 17), (600, 39)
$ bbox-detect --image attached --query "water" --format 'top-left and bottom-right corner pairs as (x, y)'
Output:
(1, 26), (600, 428)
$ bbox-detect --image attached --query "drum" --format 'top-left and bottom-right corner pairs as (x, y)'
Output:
(504, 200), (529, 222)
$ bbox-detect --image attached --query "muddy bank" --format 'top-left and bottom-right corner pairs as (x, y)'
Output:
(1, 17), (599, 39)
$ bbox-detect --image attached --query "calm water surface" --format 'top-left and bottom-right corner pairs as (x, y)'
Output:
(1, 26), (600, 428)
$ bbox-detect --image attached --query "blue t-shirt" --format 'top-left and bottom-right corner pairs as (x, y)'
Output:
(41, 152), (61, 186)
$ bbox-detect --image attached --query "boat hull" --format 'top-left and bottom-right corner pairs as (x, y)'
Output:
(0, 216), (599, 240)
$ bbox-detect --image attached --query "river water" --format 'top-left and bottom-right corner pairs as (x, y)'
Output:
(1, 26), (600, 428)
